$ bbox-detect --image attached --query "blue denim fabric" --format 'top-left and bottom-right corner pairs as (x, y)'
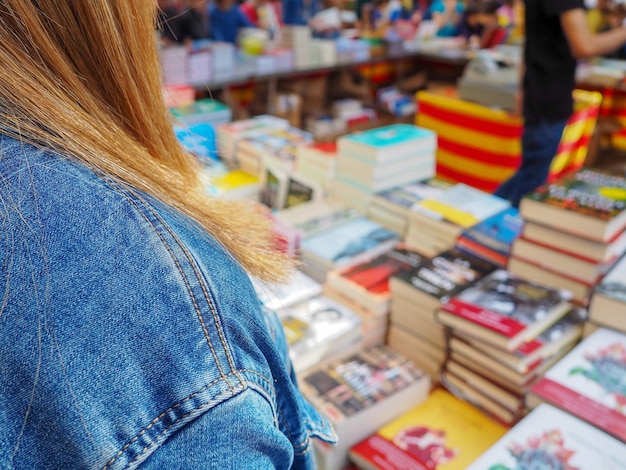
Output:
(0, 135), (336, 469)
(494, 118), (568, 208)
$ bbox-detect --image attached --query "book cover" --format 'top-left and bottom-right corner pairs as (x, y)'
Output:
(595, 253), (626, 303)
(252, 270), (322, 312)
(413, 184), (510, 229)
(276, 199), (361, 239)
(467, 404), (626, 470)
(285, 175), (320, 209)
(529, 327), (626, 442)
(349, 389), (507, 470)
(372, 178), (452, 212)
(340, 124), (436, 151)
(438, 270), (572, 350)
(300, 217), (399, 267)
(174, 123), (219, 164)
(520, 168), (626, 241)
(459, 207), (523, 256)
(391, 248), (497, 303)
(260, 166), (289, 209)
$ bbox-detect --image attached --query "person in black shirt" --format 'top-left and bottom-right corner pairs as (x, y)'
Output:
(158, 0), (209, 44)
(494, 0), (626, 207)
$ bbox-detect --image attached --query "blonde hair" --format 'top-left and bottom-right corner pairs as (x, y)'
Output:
(0, 0), (291, 282)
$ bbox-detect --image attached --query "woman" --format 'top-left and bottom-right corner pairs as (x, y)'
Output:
(0, 1), (335, 469)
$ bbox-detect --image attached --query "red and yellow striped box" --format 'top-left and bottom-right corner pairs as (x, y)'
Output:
(595, 86), (626, 151)
(415, 89), (601, 193)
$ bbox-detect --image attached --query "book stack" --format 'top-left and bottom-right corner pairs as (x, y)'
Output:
(186, 47), (212, 85)
(331, 124), (437, 213)
(281, 26), (315, 70)
(467, 403), (626, 469)
(455, 206), (524, 268)
(159, 45), (188, 85)
(586, 254), (626, 336)
(387, 248), (496, 379)
(216, 115), (289, 163)
(509, 168), (626, 306)
(324, 246), (426, 348)
(367, 178), (452, 236)
(406, 183), (510, 258)
(312, 38), (338, 66)
(170, 98), (232, 127)
(235, 126), (313, 177)
(277, 294), (364, 374)
(436, 269), (575, 426)
(299, 345), (431, 470)
(210, 41), (237, 82)
(349, 389), (507, 470)
(527, 327), (626, 444)
(295, 142), (338, 192)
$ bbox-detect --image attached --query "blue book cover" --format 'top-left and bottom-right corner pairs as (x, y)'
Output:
(341, 124), (436, 150)
(461, 207), (523, 255)
(301, 217), (399, 266)
(174, 123), (219, 163)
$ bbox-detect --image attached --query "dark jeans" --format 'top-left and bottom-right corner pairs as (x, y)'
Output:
(495, 118), (568, 208)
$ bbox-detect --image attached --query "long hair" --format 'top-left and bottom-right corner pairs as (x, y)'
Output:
(0, 0), (291, 282)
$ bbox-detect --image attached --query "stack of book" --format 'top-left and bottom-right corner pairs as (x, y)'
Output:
(455, 206), (524, 268)
(235, 126), (313, 177)
(281, 26), (315, 69)
(387, 248), (496, 379)
(349, 389), (507, 470)
(159, 45), (188, 85)
(406, 183), (510, 257)
(367, 178), (452, 236)
(331, 124), (437, 213)
(295, 142), (338, 192)
(509, 168), (626, 305)
(277, 294), (364, 374)
(436, 269), (575, 425)
(324, 246), (425, 348)
(216, 115), (289, 163)
(467, 403), (626, 469)
(586, 253), (626, 336)
(298, 345), (431, 470)
(210, 41), (237, 82)
(527, 327), (626, 444)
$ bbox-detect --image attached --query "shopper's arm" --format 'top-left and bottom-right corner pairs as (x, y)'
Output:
(561, 7), (626, 59)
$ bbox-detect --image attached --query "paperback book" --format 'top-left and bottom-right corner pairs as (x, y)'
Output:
(252, 269), (322, 312)
(588, 254), (626, 332)
(436, 270), (573, 351)
(300, 345), (431, 470)
(349, 389), (506, 470)
(528, 327), (626, 442)
(467, 404), (626, 470)
(520, 168), (626, 242)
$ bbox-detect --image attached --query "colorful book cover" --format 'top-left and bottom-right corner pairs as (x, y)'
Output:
(529, 327), (626, 442)
(174, 123), (219, 163)
(467, 404), (626, 470)
(201, 168), (259, 197)
(414, 184), (510, 229)
(440, 270), (572, 341)
(391, 248), (496, 302)
(595, 254), (626, 303)
(523, 168), (626, 222)
(340, 124), (436, 150)
(460, 207), (524, 256)
(301, 345), (425, 421)
(350, 389), (507, 470)
(285, 177), (316, 208)
(373, 178), (452, 211)
(300, 217), (399, 266)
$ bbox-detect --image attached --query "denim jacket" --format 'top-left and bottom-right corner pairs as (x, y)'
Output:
(0, 135), (336, 469)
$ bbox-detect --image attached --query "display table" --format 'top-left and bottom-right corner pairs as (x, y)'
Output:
(415, 88), (602, 193)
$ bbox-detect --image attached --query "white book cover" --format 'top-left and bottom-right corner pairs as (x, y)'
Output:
(467, 404), (626, 470)
(530, 327), (626, 442)
(252, 270), (322, 312)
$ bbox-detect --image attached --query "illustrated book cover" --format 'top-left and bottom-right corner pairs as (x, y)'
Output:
(436, 270), (573, 351)
(349, 389), (507, 470)
(528, 327), (626, 442)
(466, 404), (626, 470)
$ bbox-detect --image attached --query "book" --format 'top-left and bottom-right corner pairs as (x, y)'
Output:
(337, 124), (436, 164)
(506, 256), (594, 305)
(200, 168), (261, 200)
(251, 269), (322, 312)
(521, 220), (626, 265)
(527, 327), (626, 442)
(456, 207), (523, 268)
(299, 345), (431, 470)
(325, 247), (426, 317)
(519, 168), (626, 243)
(349, 389), (506, 470)
(299, 217), (399, 283)
(369, 178), (452, 220)
(466, 404), (626, 470)
(386, 324), (446, 380)
(588, 254), (626, 332)
(456, 306), (586, 375)
(436, 270), (573, 351)
(278, 294), (363, 373)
